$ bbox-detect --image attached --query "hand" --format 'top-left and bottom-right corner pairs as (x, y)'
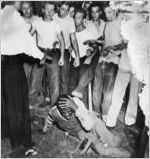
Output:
(69, 47), (73, 53)
(84, 57), (92, 65)
(40, 54), (52, 65)
(53, 41), (59, 49)
(59, 96), (77, 111)
(86, 49), (92, 57)
(105, 53), (115, 60)
(73, 57), (80, 67)
(58, 57), (64, 66)
(102, 50), (109, 57)
(104, 46), (116, 53)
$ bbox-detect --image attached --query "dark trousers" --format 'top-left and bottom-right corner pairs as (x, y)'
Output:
(72, 51), (100, 94)
(93, 62), (118, 116)
(60, 50), (70, 94)
(1, 55), (32, 149)
(69, 57), (87, 94)
(30, 49), (70, 106)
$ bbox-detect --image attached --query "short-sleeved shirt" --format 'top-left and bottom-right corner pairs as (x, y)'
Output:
(33, 17), (62, 49)
(71, 28), (97, 58)
(85, 19), (105, 39)
(55, 15), (75, 49)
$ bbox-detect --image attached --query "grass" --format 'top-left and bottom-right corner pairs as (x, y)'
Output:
(1, 92), (146, 158)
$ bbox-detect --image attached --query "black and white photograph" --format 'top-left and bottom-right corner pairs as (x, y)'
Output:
(1, 1), (149, 158)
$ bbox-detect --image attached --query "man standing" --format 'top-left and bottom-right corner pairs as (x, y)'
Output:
(69, 9), (98, 93)
(92, 6), (122, 121)
(21, 1), (38, 85)
(55, 2), (80, 95)
(72, 3), (105, 98)
(30, 2), (65, 106)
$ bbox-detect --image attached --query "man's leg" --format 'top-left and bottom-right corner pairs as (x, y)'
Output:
(106, 69), (131, 127)
(69, 58), (80, 94)
(24, 63), (33, 86)
(72, 51), (99, 97)
(60, 50), (70, 94)
(125, 74), (140, 125)
(92, 139), (131, 158)
(46, 51), (60, 106)
(92, 63), (103, 114)
(29, 63), (45, 105)
(101, 63), (118, 122)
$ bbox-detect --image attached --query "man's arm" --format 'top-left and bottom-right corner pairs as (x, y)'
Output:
(70, 33), (80, 67)
(57, 31), (65, 66)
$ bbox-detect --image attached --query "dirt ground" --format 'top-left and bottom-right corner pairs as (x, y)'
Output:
(1, 98), (146, 158)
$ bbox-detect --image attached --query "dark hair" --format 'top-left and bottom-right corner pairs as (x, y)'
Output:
(1, 1), (15, 8)
(21, 1), (32, 8)
(75, 8), (86, 19)
(90, 2), (102, 12)
(42, 1), (56, 9)
(59, 1), (70, 8)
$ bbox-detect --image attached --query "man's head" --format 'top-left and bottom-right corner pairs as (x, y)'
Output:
(69, 5), (75, 18)
(42, 2), (55, 20)
(82, 2), (91, 12)
(74, 9), (85, 27)
(104, 6), (116, 21)
(55, 95), (74, 120)
(90, 3), (102, 21)
(21, 1), (33, 18)
(59, 2), (70, 18)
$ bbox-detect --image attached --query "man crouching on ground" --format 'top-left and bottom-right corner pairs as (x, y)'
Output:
(42, 94), (131, 158)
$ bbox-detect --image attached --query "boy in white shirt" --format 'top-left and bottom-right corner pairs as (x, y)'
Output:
(69, 9), (98, 93)
(72, 3), (105, 98)
(30, 2), (65, 106)
(21, 1), (38, 86)
(54, 2), (80, 95)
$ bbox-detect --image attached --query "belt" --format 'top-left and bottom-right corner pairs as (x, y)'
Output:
(38, 47), (53, 53)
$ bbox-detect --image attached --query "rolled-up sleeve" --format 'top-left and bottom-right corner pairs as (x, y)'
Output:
(73, 97), (95, 131)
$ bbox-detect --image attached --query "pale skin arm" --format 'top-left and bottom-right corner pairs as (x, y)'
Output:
(57, 31), (65, 66)
(70, 33), (80, 67)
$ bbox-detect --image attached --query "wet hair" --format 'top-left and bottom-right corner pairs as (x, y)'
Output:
(75, 8), (86, 19)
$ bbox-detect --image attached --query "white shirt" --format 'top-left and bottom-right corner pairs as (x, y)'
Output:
(55, 16), (76, 49)
(71, 28), (97, 58)
(33, 17), (62, 49)
(85, 19), (105, 39)
(1, 6), (43, 60)
(23, 15), (38, 42)
(99, 19), (123, 64)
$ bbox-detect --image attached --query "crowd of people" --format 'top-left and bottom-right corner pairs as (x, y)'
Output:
(1, 1), (149, 158)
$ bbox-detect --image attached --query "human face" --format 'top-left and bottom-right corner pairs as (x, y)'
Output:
(59, 4), (69, 18)
(84, 2), (91, 11)
(105, 7), (115, 21)
(69, 7), (75, 18)
(91, 6), (101, 21)
(14, 1), (21, 10)
(74, 12), (84, 27)
(22, 2), (32, 18)
(43, 3), (55, 20)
